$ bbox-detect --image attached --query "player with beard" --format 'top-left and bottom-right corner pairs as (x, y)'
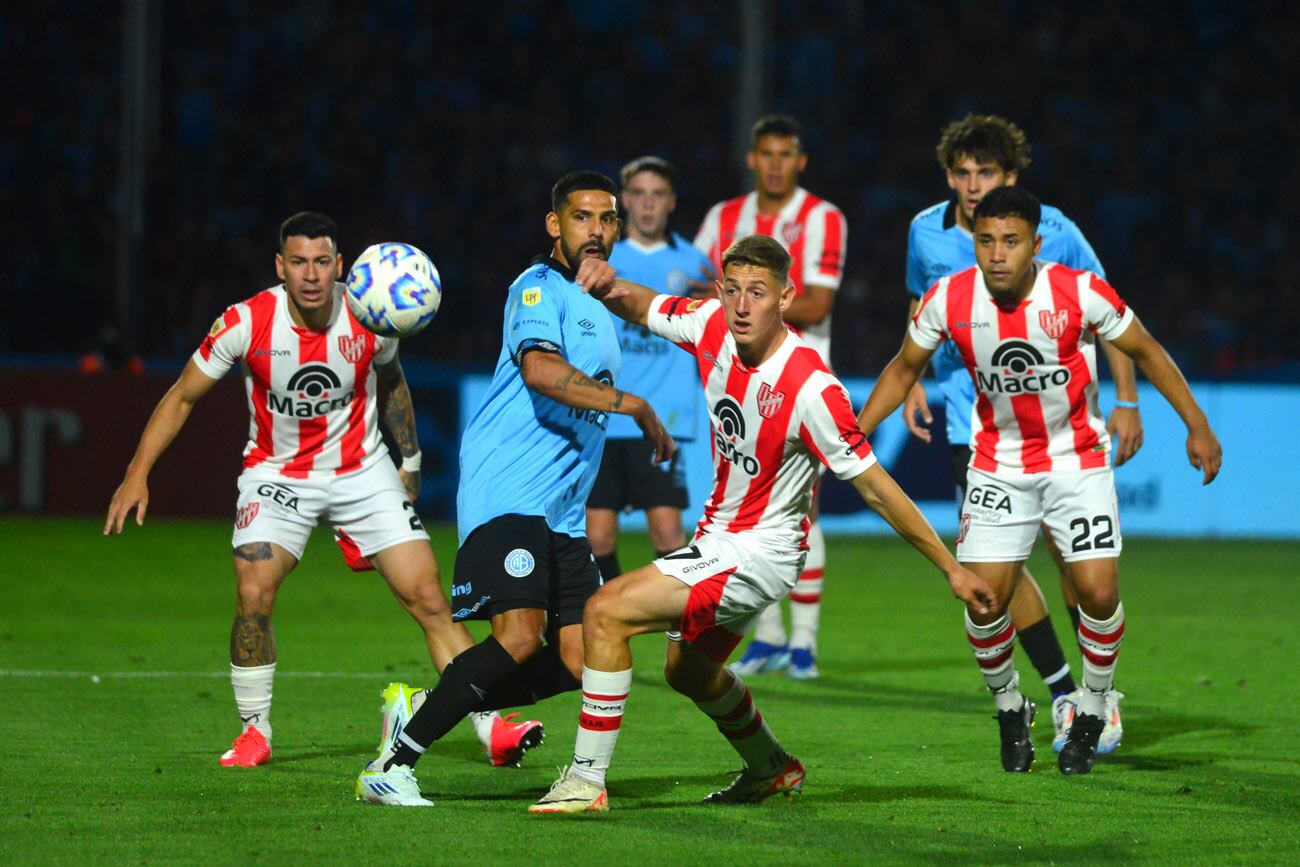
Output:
(357, 172), (675, 806)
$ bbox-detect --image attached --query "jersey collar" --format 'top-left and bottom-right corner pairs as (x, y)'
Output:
(530, 254), (576, 283)
(624, 237), (669, 255)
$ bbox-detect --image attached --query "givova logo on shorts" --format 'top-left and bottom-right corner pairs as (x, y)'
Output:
(268, 365), (355, 417)
(975, 340), (1071, 395)
(504, 548), (535, 577)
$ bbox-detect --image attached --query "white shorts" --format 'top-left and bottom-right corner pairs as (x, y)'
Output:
(657, 532), (805, 662)
(957, 467), (1122, 564)
(231, 458), (427, 561)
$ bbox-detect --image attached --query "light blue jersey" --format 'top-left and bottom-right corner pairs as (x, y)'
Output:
(905, 200), (1104, 445)
(457, 256), (621, 543)
(606, 233), (711, 440)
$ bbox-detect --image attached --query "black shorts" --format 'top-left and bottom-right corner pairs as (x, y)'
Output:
(587, 438), (689, 511)
(952, 445), (972, 520)
(451, 514), (600, 626)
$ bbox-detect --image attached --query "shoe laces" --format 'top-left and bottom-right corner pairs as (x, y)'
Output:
(232, 728), (263, 748)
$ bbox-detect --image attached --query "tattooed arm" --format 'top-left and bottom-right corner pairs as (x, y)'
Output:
(519, 351), (675, 463)
(375, 357), (422, 500)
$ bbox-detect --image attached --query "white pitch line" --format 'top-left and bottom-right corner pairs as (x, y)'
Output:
(0, 669), (409, 680)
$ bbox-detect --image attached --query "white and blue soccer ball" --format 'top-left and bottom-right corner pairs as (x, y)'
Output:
(345, 242), (442, 338)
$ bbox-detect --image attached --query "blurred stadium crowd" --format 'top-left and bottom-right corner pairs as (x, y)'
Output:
(5, 0), (1297, 378)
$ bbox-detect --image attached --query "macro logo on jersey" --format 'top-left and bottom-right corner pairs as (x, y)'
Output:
(567, 370), (614, 428)
(338, 334), (367, 364)
(713, 396), (760, 476)
(976, 340), (1071, 395)
(1039, 309), (1069, 340)
(756, 382), (785, 420)
(268, 364), (356, 418)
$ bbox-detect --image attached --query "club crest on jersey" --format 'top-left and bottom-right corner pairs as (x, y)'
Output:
(780, 222), (804, 247)
(756, 382), (785, 419)
(975, 339), (1071, 395)
(338, 334), (367, 364)
(1039, 309), (1069, 340)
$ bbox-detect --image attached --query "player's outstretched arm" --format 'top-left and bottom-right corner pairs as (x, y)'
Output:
(849, 463), (994, 614)
(519, 351), (675, 463)
(104, 360), (220, 535)
(573, 257), (657, 326)
(375, 358), (421, 501)
(1101, 339), (1143, 466)
(900, 298), (934, 442)
(857, 335), (935, 437)
(1107, 315), (1222, 484)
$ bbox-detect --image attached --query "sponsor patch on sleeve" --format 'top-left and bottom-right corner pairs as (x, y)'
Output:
(522, 288), (542, 307)
(208, 307), (240, 338)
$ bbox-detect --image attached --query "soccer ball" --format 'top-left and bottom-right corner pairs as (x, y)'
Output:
(345, 242), (442, 338)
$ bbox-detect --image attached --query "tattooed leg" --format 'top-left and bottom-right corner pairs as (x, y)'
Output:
(230, 542), (293, 665)
(234, 542), (274, 563)
(231, 613), (276, 666)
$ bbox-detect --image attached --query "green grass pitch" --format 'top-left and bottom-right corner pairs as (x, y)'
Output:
(0, 518), (1295, 864)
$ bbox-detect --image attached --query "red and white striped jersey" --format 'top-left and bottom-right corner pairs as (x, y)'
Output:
(192, 284), (399, 479)
(648, 295), (876, 549)
(909, 262), (1134, 475)
(693, 187), (846, 365)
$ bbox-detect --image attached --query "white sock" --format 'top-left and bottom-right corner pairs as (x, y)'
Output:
(570, 666), (632, 788)
(965, 611), (1023, 713)
(1077, 602), (1125, 718)
(695, 672), (789, 776)
(752, 602), (787, 646)
(230, 662), (275, 740)
(468, 711), (498, 749)
(789, 520), (826, 652)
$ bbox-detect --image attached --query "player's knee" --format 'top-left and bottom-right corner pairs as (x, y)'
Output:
(663, 652), (721, 700)
(1075, 583), (1119, 619)
(662, 655), (699, 696)
(582, 588), (630, 645)
(234, 577), (276, 616)
(492, 617), (546, 662)
(587, 526), (617, 557)
(403, 579), (452, 624)
(648, 526), (682, 555)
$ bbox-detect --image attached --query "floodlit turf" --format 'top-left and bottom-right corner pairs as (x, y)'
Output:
(0, 518), (1295, 865)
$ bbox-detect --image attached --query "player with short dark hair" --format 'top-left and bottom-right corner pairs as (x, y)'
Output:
(860, 186), (1221, 774)
(586, 156), (715, 581)
(105, 212), (533, 769)
(904, 114), (1144, 753)
(529, 235), (994, 813)
(696, 114), (848, 680)
(357, 173), (675, 806)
